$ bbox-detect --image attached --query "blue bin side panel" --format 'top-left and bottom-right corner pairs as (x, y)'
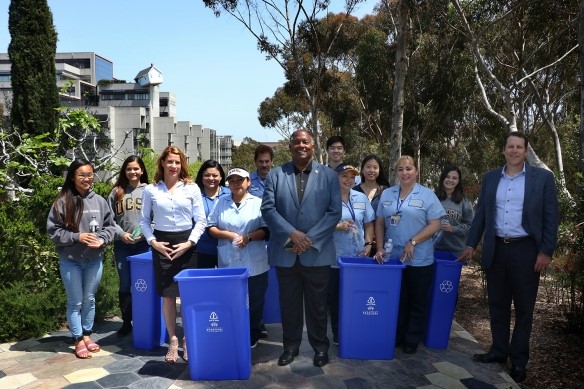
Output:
(338, 257), (405, 360)
(175, 268), (251, 381)
(128, 253), (167, 350)
(423, 253), (464, 349)
(262, 266), (281, 323)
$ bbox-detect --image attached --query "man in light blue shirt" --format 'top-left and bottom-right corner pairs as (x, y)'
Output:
(461, 132), (559, 383)
(249, 144), (273, 198)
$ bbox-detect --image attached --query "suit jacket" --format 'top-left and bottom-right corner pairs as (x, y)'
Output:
(466, 164), (559, 269)
(261, 160), (341, 267)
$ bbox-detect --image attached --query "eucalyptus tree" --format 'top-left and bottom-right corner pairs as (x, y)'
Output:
(450, 0), (579, 194)
(203, 0), (365, 162)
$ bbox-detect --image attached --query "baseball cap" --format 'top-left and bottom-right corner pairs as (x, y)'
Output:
(226, 168), (250, 180)
(335, 163), (359, 176)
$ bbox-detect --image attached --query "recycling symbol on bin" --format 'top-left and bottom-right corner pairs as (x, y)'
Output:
(439, 280), (454, 293)
(366, 297), (376, 310)
(134, 278), (148, 292)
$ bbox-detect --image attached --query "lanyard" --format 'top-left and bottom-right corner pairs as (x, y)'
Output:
(342, 197), (356, 222)
(395, 185), (413, 215)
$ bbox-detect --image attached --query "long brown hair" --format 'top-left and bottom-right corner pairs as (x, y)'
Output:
(52, 159), (93, 232)
(113, 155), (149, 201)
(154, 146), (191, 183)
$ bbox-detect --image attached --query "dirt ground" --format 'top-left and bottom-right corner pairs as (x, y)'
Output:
(454, 264), (584, 389)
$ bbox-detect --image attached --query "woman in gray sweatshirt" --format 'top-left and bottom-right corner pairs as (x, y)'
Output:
(47, 159), (116, 359)
(434, 165), (474, 256)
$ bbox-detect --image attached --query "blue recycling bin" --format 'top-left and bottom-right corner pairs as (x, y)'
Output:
(262, 266), (281, 323)
(423, 251), (464, 349)
(338, 256), (405, 360)
(175, 267), (251, 381)
(127, 251), (167, 350)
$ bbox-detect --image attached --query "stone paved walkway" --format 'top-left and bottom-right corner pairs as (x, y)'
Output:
(0, 319), (521, 389)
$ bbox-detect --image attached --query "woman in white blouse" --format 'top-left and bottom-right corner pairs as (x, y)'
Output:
(140, 146), (207, 364)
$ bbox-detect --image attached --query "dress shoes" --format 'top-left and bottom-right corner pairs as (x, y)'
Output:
(510, 365), (527, 383)
(313, 351), (329, 367)
(472, 352), (507, 364)
(277, 349), (299, 366)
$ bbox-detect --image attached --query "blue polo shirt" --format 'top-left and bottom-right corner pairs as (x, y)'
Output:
(197, 186), (231, 255)
(376, 183), (445, 266)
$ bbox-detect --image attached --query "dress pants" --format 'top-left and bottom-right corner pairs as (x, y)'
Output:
(396, 264), (433, 345)
(487, 238), (539, 368)
(276, 258), (330, 353)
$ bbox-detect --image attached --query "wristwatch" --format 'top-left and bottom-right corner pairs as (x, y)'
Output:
(247, 235), (252, 243)
(410, 239), (417, 246)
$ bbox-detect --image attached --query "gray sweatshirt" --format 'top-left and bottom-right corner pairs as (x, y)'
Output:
(47, 190), (116, 260)
(434, 197), (474, 255)
(108, 183), (147, 240)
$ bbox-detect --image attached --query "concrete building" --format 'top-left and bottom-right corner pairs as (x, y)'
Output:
(0, 52), (234, 169)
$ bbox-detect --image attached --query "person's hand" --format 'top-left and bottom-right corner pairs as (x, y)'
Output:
(373, 248), (385, 264)
(151, 239), (173, 260)
(360, 244), (372, 257)
(440, 223), (453, 233)
(290, 230), (312, 254)
(232, 233), (246, 249)
(401, 241), (414, 262)
(121, 232), (135, 244)
(534, 252), (552, 273)
(80, 232), (100, 247)
(458, 247), (474, 262)
(337, 220), (355, 232)
(169, 241), (193, 260)
(85, 237), (104, 249)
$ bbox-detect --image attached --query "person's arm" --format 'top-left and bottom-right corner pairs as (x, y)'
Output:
(139, 186), (155, 244)
(453, 199), (474, 237)
(401, 219), (441, 262)
(535, 171), (559, 272)
(373, 216), (386, 263)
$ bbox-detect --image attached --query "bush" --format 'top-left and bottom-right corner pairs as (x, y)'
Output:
(0, 280), (65, 342)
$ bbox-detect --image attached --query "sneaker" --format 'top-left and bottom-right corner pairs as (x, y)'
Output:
(332, 335), (339, 346)
(251, 340), (259, 349)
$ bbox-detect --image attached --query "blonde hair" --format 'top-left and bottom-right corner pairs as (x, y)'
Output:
(395, 155), (417, 169)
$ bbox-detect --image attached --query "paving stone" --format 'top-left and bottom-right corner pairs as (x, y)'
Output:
(0, 372), (37, 388)
(460, 376), (499, 389)
(63, 381), (102, 388)
(128, 376), (174, 388)
(64, 367), (109, 384)
(433, 361), (473, 379)
(96, 371), (142, 387)
(103, 358), (145, 373)
(425, 372), (467, 389)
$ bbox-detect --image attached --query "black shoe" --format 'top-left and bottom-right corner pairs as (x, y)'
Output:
(403, 343), (418, 354)
(473, 352), (507, 364)
(510, 365), (526, 383)
(260, 324), (269, 338)
(117, 322), (132, 337)
(277, 349), (299, 366)
(313, 351), (329, 367)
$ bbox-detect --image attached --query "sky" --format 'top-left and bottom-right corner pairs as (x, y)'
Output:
(0, 0), (377, 142)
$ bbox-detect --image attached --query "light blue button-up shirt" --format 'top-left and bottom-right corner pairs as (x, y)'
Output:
(495, 164), (528, 238)
(249, 170), (267, 198)
(207, 194), (269, 276)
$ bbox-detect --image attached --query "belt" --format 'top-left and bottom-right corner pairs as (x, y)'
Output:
(495, 236), (531, 244)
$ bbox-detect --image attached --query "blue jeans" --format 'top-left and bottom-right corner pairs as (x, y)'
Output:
(59, 256), (103, 340)
(113, 240), (150, 293)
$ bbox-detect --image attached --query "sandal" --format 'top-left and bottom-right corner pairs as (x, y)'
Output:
(74, 342), (92, 359)
(84, 339), (100, 353)
(165, 338), (179, 363)
(182, 337), (188, 362)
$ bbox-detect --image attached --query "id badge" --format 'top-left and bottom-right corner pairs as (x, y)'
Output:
(390, 214), (401, 226)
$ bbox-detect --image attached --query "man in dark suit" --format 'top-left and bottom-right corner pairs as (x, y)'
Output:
(261, 129), (341, 368)
(460, 131), (559, 383)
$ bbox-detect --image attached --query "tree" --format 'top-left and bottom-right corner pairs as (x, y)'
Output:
(580, 0), (584, 173)
(203, 0), (365, 162)
(8, 0), (60, 136)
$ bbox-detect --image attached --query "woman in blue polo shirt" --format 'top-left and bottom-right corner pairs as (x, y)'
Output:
(374, 155), (445, 354)
(194, 160), (231, 268)
(208, 168), (269, 349)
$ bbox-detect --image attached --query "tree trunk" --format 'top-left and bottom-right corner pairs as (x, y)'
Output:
(580, 0), (584, 173)
(389, 0), (410, 183)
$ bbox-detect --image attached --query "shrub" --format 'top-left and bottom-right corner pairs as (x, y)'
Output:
(0, 280), (65, 342)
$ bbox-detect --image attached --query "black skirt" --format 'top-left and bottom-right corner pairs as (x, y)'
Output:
(152, 229), (197, 297)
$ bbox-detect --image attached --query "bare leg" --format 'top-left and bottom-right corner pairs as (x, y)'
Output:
(163, 296), (178, 363)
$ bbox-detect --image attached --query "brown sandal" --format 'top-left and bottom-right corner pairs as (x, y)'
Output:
(182, 337), (188, 362)
(74, 342), (92, 359)
(165, 338), (179, 363)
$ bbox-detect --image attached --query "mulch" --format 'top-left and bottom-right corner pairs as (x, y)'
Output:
(454, 264), (584, 389)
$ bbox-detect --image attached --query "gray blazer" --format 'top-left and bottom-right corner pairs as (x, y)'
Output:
(261, 161), (341, 267)
(466, 165), (559, 269)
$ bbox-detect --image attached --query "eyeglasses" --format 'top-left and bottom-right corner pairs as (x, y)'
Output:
(76, 173), (95, 179)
